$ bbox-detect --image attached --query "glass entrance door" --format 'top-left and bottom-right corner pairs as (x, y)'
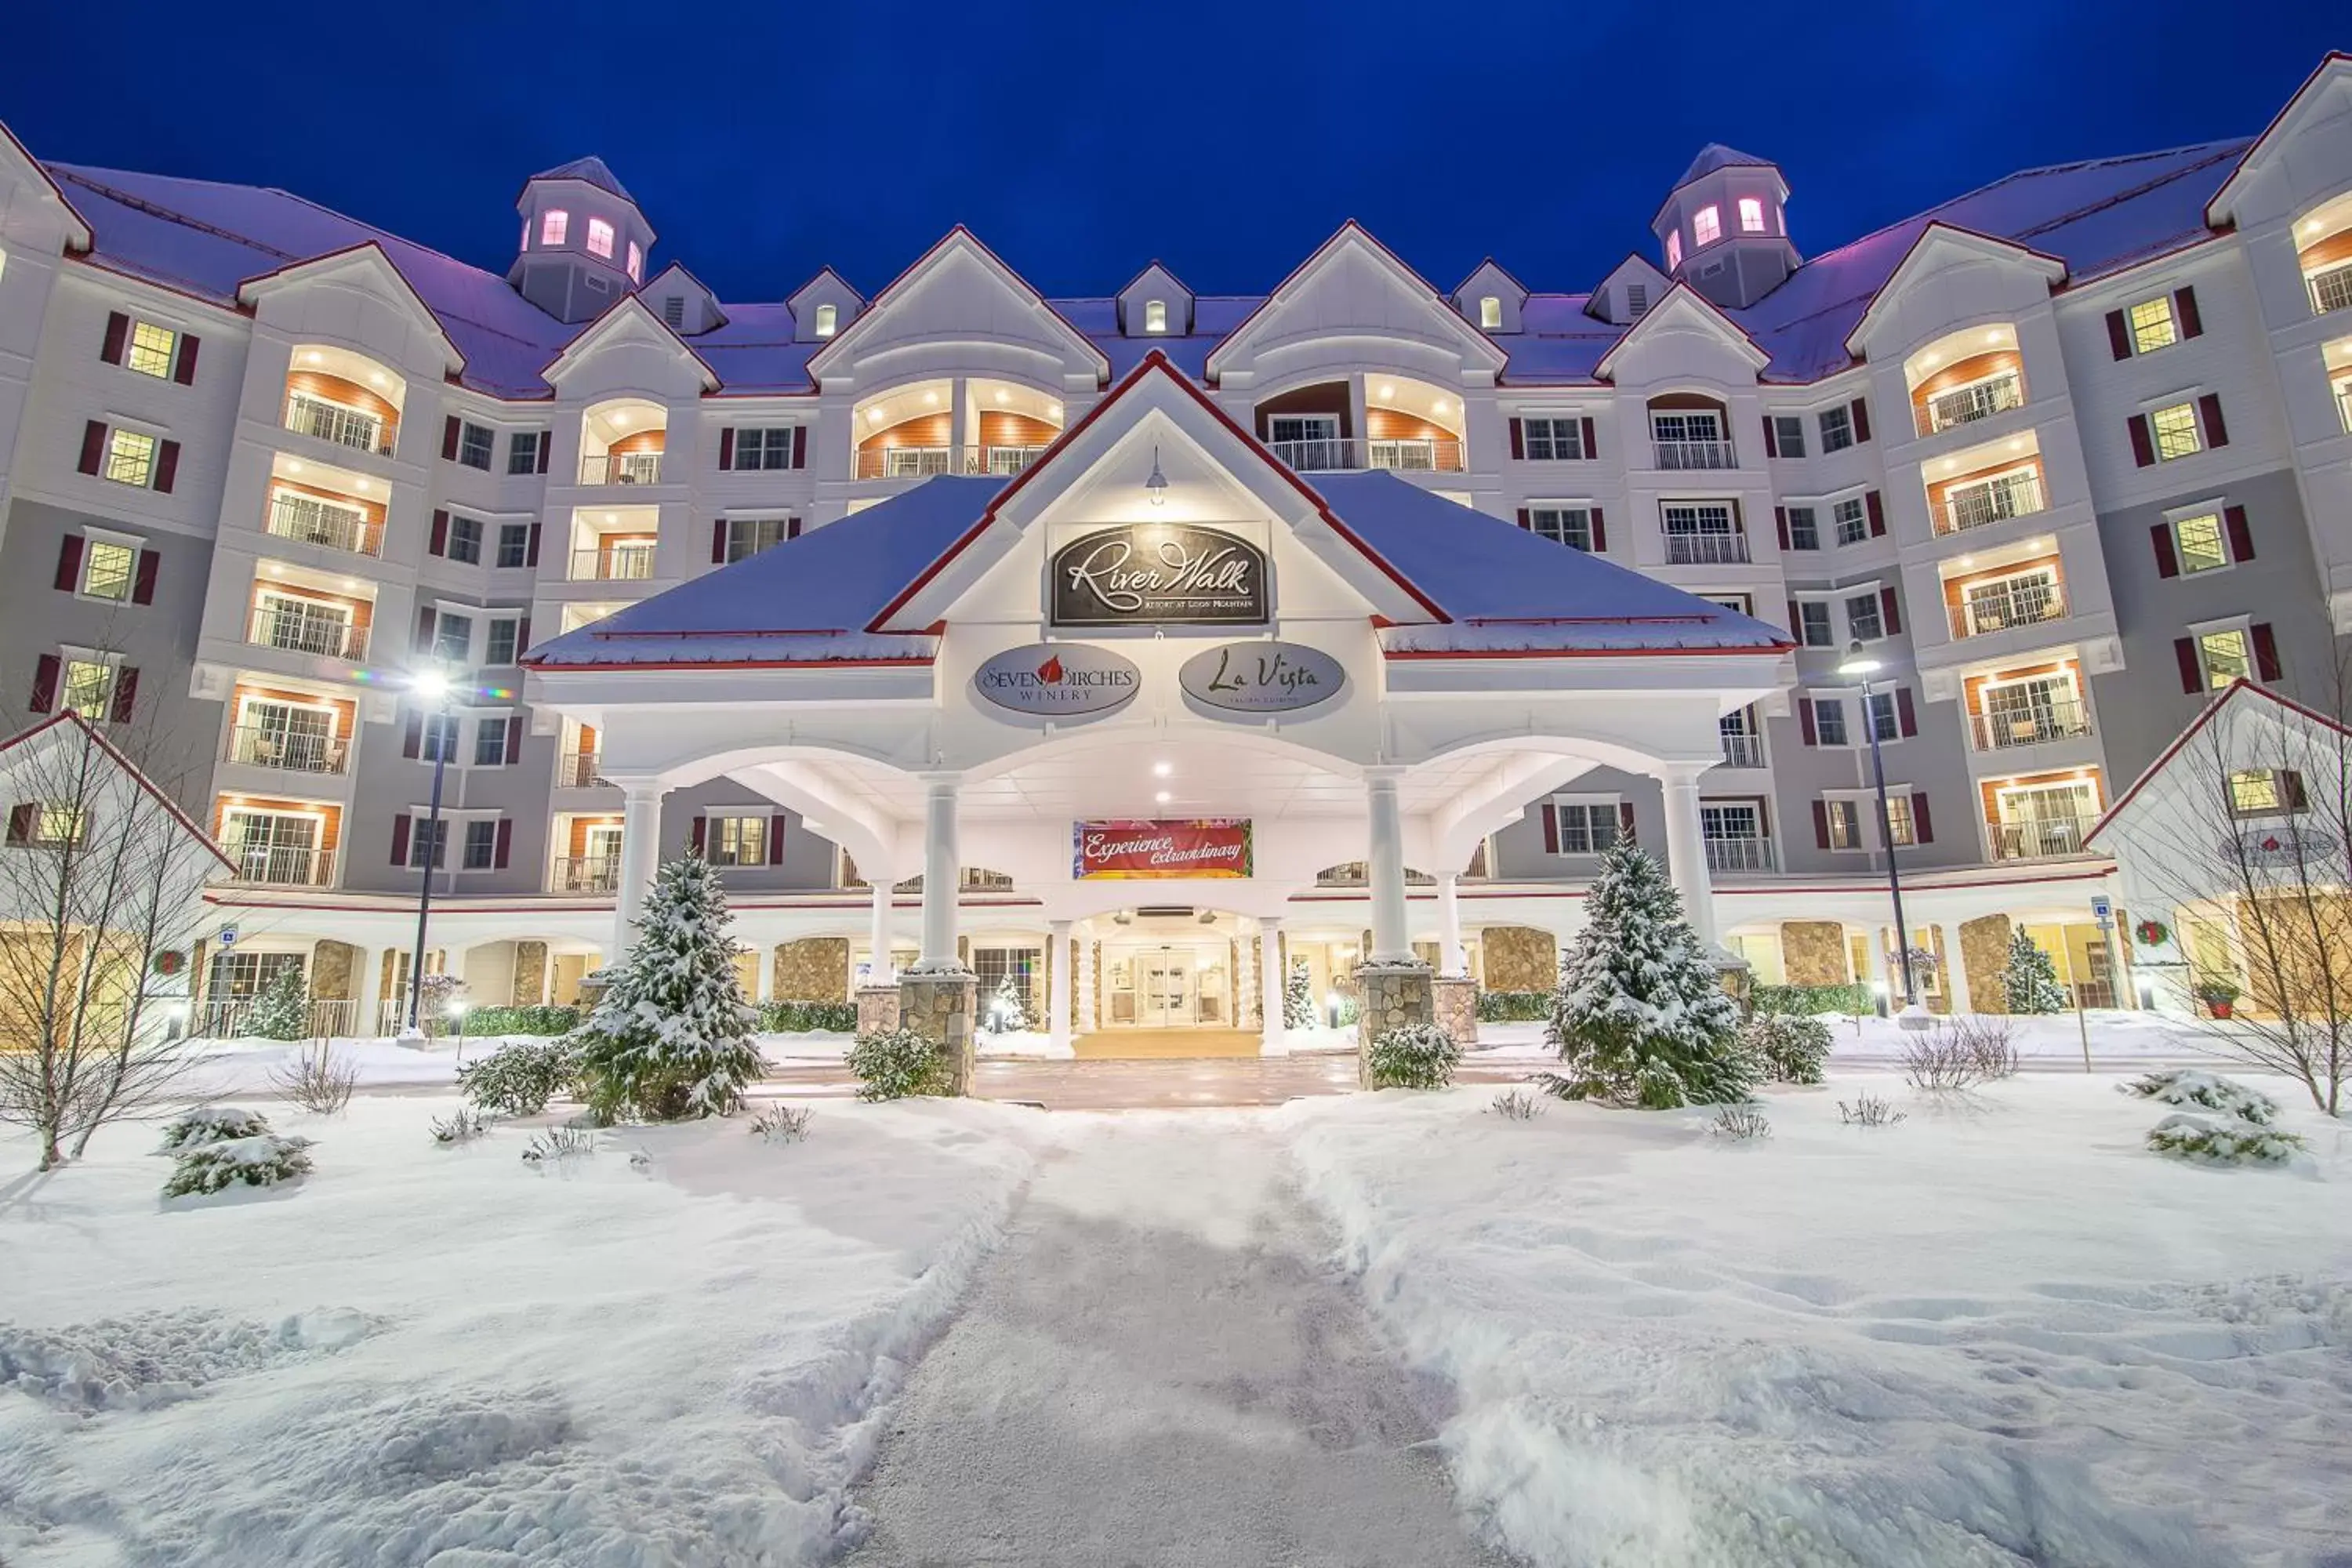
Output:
(1139, 951), (1196, 1028)
(1105, 941), (1231, 1028)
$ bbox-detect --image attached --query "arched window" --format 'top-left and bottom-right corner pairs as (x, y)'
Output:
(540, 210), (569, 246)
(1479, 295), (1503, 330)
(814, 303), (839, 338)
(586, 218), (615, 260)
(1144, 299), (1168, 332)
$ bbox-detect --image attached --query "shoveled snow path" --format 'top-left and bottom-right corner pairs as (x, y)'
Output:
(844, 1117), (1515, 1567)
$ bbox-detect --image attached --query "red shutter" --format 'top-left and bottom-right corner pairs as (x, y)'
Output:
(718, 428), (735, 470)
(1896, 686), (1918, 737)
(2175, 637), (2204, 694)
(441, 416), (460, 460)
(402, 713), (423, 759)
(53, 535), (84, 592)
(493, 818), (514, 869)
(1775, 506), (1791, 550)
(690, 815), (707, 854)
(78, 421), (107, 475)
(2106, 310), (2132, 360)
(2224, 504), (2253, 562)
(1785, 598), (1802, 639)
(1515, 507), (1530, 532)
(2151, 523), (2180, 577)
(1579, 416), (1597, 459)
(132, 549), (160, 604)
(1588, 507), (1606, 552)
(428, 510), (449, 556)
(1540, 802), (1559, 853)
(2252, 622), (2281, 683)
(503, 715), (523, 764)
(1813, 800), (1832, 849)
(768, 815), (787, 864)
(525, 522), (543, 567)
(787, 517), (802, 539)
(2128, 414), (2154, 467)
(1762, 418), (1777, 459)
(414, 606), (437, 654)
(108, 666), (138, 723)
(1508, 418), (1524, 459)
(2198, 393), (2228, 448)
(1798, 698), (1817, 746)
(1880, 586), (1901, 635)
(29, 655), (59, 714)
(535, 433), (550, 474)
(517, 615), (532, 655)
(101, 312), (129, 365)
(1865, 490), (1886, 536)
(1911, 792), (1934, 844)
(2174, 286), (2202, 339)
(172, 334), (201, 385)
(5, 804), (34, 846)
(712, 519), (729, 564)
(390, 815), (411, 867)
(1617, 801), (1636, 840)
(1849, 397), (1871, 443)
(154, 440), (179, 493)
(792, 426), (808, 468)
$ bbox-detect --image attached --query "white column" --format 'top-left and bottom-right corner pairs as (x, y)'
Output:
(1076, 933), (1098, 1032)
(613, 782), (666, 964)
(1658, 769), (1718, 949)
(949, 379), (971, 466)
(1365, 770), (1413, 964)
(866, 880), (895, 986)
(1047, 920), (1073, 1053)
(916, 776), (964, 971)
(1436, 873), (1466, 976)
(1260, 919), (1287, 1050)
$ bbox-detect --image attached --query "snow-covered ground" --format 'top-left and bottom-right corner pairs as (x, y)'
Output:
(1470, 1008), (2235, 1066)
(1285, 1074), (2352, 1567)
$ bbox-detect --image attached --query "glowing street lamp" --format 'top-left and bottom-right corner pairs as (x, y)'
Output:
(1838, 640), (1920, 1016)
(401, 664), (456, 1040)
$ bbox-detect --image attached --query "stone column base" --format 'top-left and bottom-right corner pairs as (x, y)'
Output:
(855, 985), (901, 1035)
(1432, 975), (1478, 1048)
(898, 971), (978, 1095)
(1355, 960), (1436, 1087)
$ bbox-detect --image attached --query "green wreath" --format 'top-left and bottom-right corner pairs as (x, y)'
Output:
(2132, 919), (2169, 948)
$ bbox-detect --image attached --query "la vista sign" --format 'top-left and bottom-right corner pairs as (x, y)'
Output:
(1179, 641), (1346, 715)
(1050, 524), (1269, 627)
(972, 642), (1141, 718)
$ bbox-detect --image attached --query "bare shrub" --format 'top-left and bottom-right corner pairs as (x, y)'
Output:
(429, 1109), (493, 1145)
(1709, 1105), (1771, 1140)
(1486, 1088), (1543, 1121)
(749, 1105), (813, 1143)
(522, 1126), (595, 1165)
(1903, 1029), (1987, 1091)
(1838, 1094), (1907, 1127)
(1943, 1015), (2019, 1080)
(271, 1041), (357, 1116)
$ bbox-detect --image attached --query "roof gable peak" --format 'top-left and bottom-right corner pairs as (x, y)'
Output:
(804, 226), (1107, 381)
(1207, 220), (1508, 378)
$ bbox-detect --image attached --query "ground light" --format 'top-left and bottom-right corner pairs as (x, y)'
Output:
(1838, 639), (1932, 1029)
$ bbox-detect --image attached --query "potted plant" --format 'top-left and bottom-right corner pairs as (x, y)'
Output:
(2194, 980), (2241, 1020)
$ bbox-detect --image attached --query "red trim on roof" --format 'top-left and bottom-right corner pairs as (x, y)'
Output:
(804, 225), (1109, 382)
(1382, 643), (1791, 661)
(1, 123), (95, 249)
(1113, 258), (1193, 299)
(0, 711), (238, 872)
(786, 263), (867, 308)
(1841, 220), (2071, 351)
(2085, 680), (2352, 845)
(1206, 220), (1508, 380)
(2206, 52), (2352, 223)
(1450, 256), (1529, 299)
(533, 656), (935, 673)
(1592, 278), (1769, 379)
(234, 241), (469, 374)
(539, 291), (720, 390)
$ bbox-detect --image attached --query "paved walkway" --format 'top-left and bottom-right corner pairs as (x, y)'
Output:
(844, 1120), (1517, 1567)
(758, 1049), (1548, 1110)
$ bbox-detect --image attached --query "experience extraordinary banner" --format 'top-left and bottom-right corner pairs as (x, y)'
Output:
(1073, 818), (1254, 880)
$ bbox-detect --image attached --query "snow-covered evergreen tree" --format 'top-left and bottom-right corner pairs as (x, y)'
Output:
(568, 853), (760, 1120)
(1544, 840), (1750, 1109)
(1999, 926), (2070, 1014)
(1283, 960), (1316, 1029)
(983, 971), (1029, 1035)
(246, 962), (310, 1041)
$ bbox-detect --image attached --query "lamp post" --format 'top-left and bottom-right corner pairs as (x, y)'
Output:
(401, 666), (454, 1040)
(1838, 640), (1922, 1017)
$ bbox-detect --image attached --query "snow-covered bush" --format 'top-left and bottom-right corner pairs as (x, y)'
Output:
(245, 964), (311, 1041)
(1839, 1094), (1905, 1127)
(1487, 1087), (1543, 1120)
(456, 1039), (581, 1116)
(1544, 840), (1749, 1109)
(1751, 982), (1870, 1016)
(521, 1127), (594, 1166)
(757, 1000), (857, 1033)
(162, 1133), (314, 1197)
(1999, 927), (2070, 1014)
(749, 1105), (813, 1144)
(459, 1004), (579, 1036)
(846, 1026), (953, 1101)
(1739, 1013), (1829, 1084)
(2145, 1113), (2306, 1166)
(568, 854), (762, 1122)
(982, 973), (1029, 1035)
(1710, 1105), (1771, 1140)
(1364, 1023), (1461, 1090)
(270, 1041), (356, 1115)
(1474, 990), (1550, 1022)
(2121, 1069), (2281, 1126)
(157, 1105), (271, 1150)
(1283, 960), (1317, 1028)
(429, 1109), (492, 1145)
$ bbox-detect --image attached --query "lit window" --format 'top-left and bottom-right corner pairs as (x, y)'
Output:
(1479, 295), (1502, 330)
(814, 303), (838, 338)
(61, 658), (114, 718)
(125, 321), (177, 379)
(1846, 592), (1884, 642)
(710, 815), (769, 866)
(1818, 405), (1855, 453)
(1881, 795), (1918, 847)
(1832, 498), (1870, 546)
(2229, 768), (2304, 817)
(2129, 296), (2177, 354)
(586, 218), (615, 260)
(2172, 512), (2228, 573)
(2197, 628), (2252, 688)
(2151, 401), (2202, 460)
(1693, 205), (1722, 247)
(626, 241), (643, 283)
(1823, 797), (1863, 849)
(1522, 417), (1585, 460)
(1664, 230), (1683, 271)
(1737, 197), (1766, 234)
(81, 539), (136, 601)
(103, 430), (158, 488)
(1523, 507), (1595, 551)
(1144, 299), (1168, 333)
(540, 210), (569, 246)
(34, 804), (89, 846)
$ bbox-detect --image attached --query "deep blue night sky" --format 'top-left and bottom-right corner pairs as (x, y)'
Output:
(10, 3), (2347, 306)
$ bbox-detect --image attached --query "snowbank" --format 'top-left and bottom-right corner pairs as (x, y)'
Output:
(1, 1092), (1054, 1566)
(1470, 1010), (2234, 1068)
(1283, 1075), (2352, 1566)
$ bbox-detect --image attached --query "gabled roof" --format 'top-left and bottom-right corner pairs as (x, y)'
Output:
(1592, 281), (1769, 380)
(1116, 259), (1192, 299)
(0, 711), (237, 872)
(538, 292), (720, 391)
(1205, 220), (1508, 379)
(1452, 256), (1528, 299)
(1678, 143), (1777, 186)
(530, 156), (633, 203)
(788, 264), (863, 309)
(2207, 53), (2352, 223)
(234, 241), (467, 376)
(2086, 681), (2352, 846)
(804, 226), (1108, 382)
(1841, 222), (2067, 352)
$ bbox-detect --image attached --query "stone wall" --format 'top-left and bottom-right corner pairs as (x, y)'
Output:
(855, 985), (900, 1034)
(898, 972), (977, 1094)
(1958, 915), (2012, 1014)
(1355, 961), (1436, 1087)
(310, 939), (358, 1002)
(1778, 921), (1849, 987)
(1479, 926), (1556, 993)
(774, 937), (850, 1004)
(1432, 975), (1477, 1047)
(511, 941), (549, 1006)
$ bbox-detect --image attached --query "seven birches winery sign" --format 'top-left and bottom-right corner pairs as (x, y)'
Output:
(1074, 818), (1254, 880)
(1051, 524), (1269, 626)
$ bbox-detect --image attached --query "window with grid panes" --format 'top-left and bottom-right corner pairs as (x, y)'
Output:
(2172, 512), (2227, 572)
(1832, 496), (1870, 545)
(434, 612), (473, 664)
(1661, 502), (1733, 535)
(1524, 507), (1594, 550)
(1846, 592), (1883, 642)
(486, 619), (520, 666)
(1813, 698), (1850, 745)
(731, 428), (796, 470)
(1772, 416), (1806, 457)
(1866, 691), (1900, 741)
(1818, 405), (1854, 453)
(709, 815), (768, 866)
(80, 539), (136, 601)
(1784, 505), (1820, 550)
(2228, 768), (2303, 816)
(1796, 601), (1834, 647)
(2151, 401), (2201, 460)
(2198, 628), (2252, 687)
(419, 713), (460, 763)
(472, 719), (508, 767)
(61, 658), (112, 718)
(1700, 802), (1761, 840)
(2129, 296), (2177, 354)
(446, 515), (483, 564)
(1823, 797), (1863, 849)
(1552, 802), (1620, 854)
(1522, 417), (1584, 460)
(726, 517), (794, 561)
(103, 430), (157, 487)
(463, 819), (499, 869)
(407, 816), (448, 868)
(1881, 794), (1918, 846)
(496, 524), (530, 568)
(456, 422), (494, 470)
(125, 321), (176, 378)
(207, 949), (303, 999)
(506, 431), (542, 474)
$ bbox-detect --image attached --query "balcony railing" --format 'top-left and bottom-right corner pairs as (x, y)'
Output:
(225, 725), (348, 774)
(579, 452), (664, 486)
(1704, 837), (1776, 873)
(556, 750), (604, 788)
(248, 604), (368, 661)
(226, 844), (336, 887)
(1969, 699), (2091, 752)
(1653, 437), (1737, 470)
(189, 996), (358, 1040)
(552, 855), (621, 894)
(1916, 372), (2024, 437)
(571, 546), (655, 582)
(2309, 260), (2352, 315)
(962, 443), (1051, 477)
(1987, 815), (2094, 861)
(1719, 732), (1766, 768)
(857, 445), (953, 480)
(1258, 437), (1470, 474)
(1950, 578), (2065, 639)
(267, 492), (380, 557)
(1664, 532), (1751, 565)
(283, 392), (394, 457)
(1940, 470), (2045, 534)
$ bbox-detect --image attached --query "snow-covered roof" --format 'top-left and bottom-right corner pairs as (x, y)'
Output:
(1677, 143), (1777, 185)
(0, 711), (238, 871)
(531, 156), (633, 202)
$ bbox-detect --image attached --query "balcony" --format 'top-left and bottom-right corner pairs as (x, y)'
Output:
(227, 844), (336, 887)
(1916, 373), (2024, 437)
(2310, 260), (2352, 316)
(556, 750), (604, 788)
(1987, 815), (2093, 861)
(267, 492), (380, 557)
(579, 452), (663, 486)
(1704, 837), (1776, 873)
(1938, 470), (2045, 535)
(283, 392), (394, 457)
(248, 603), (368, 661)
(570, 545), (655, 583)
(1653, 437), (1737, 470)
(1949, 578), (2065, 639)
(1261, 437), (1468, 474)
(552, 855), (621, 894)
(1665, 532), (1751, 565)
(857, 445), (953, 480)
(1720, 732), (1766, 768)
(1969, 699), (2091, 753)
(225, 725), (349, 775)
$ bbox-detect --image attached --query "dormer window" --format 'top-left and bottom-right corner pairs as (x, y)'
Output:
(541, 210), (569, 246)
(1693, 205), (1722, 248)
(626, 242), (643, 283)
(1144, 299), (1168, 333)
(1479, 295), (1502, 330)
(814, 303), (838, 338)
(586, 218), (615, 260)
(1665, 230), (1683, 271)
(1738, 198), (1766, 234)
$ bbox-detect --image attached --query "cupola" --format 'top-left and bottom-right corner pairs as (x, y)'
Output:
(1650, 144), (1798, 310)
(508, 157), (655, 324)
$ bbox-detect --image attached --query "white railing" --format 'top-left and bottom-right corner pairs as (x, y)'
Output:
(1918, 372), (2024, 437)
(1987, 815), (2093, 861)
(2309, 260), (2352, 315)
(857, 445), (953, 480)
(1265, 437), (1356, 473)
(1969, 699), (2091, 752)
(1951, 578), (2065, 638)
(556, 750), (604, 788)
(1665, 532), (1751, 565)
(248, 604), (368, 661)
(552, 855), (621, 893)
(188, 996), (358, 1040)
(267, 491), (379, 557)
(225, 724), (348, 774)
(1369, 437), (1465, 472)
(571, 546), (655, 582)
(1940, 470), (2045, 534)
(1653, 437), (1737, 470)
(283, 392), (394, 456)
(960, 444), (1051, 477)
(1704, 837), (1776, 873)
(226, 844), (336, 887)
(1720, 732), (1766, 768)
(579, 452), (664, 485)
